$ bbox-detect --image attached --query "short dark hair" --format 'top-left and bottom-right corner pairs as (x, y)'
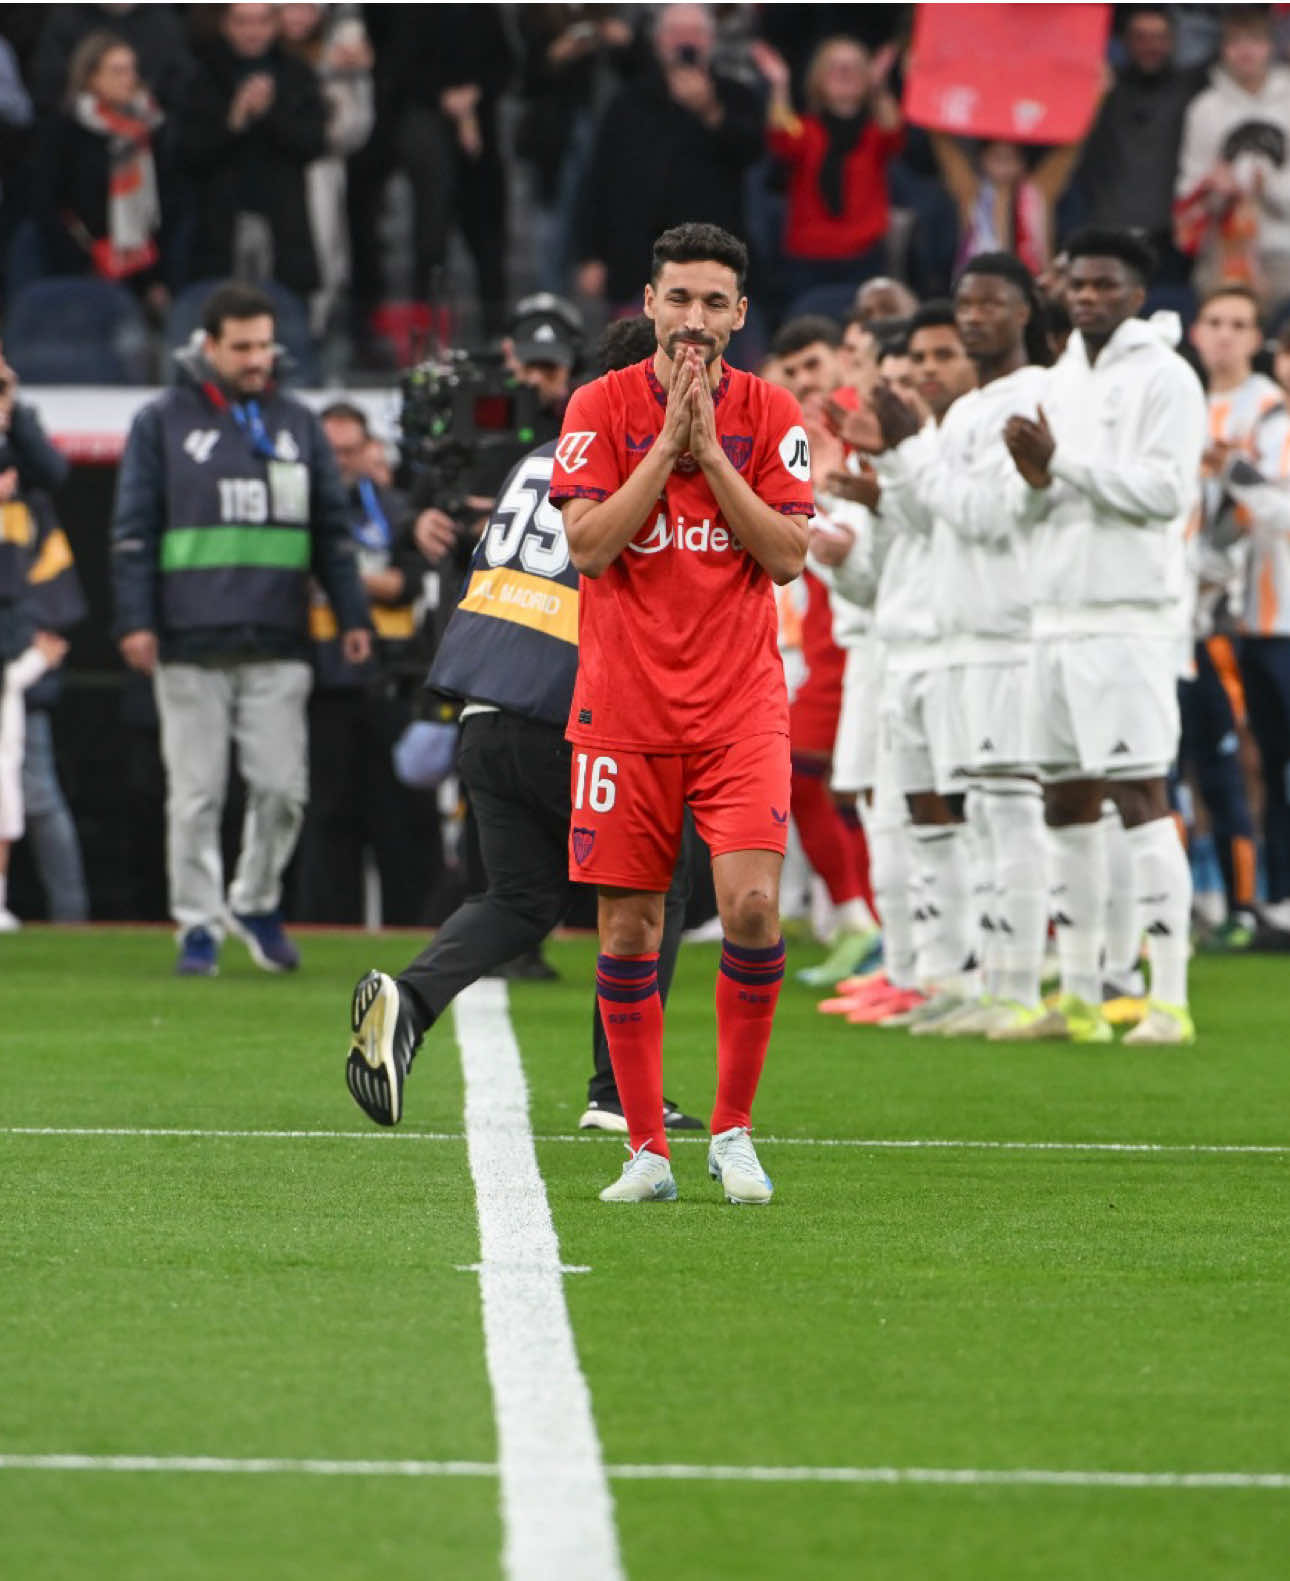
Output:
(1198, 282), (1263, 319)
(202, 282), (276, 338)
(1221, 4), (1272, 40)
(1063, 227), (1158, 286)
(876, 334), (909, 362)
(1120, 4), (1174, 33)
(770, 315), (842, 358)
(907, 300), (959, 338)
(320, 401), (370, 434)
(956, 250), (1052, 366)
(598, 315), (658, 372)
(651, 222), (749, 295)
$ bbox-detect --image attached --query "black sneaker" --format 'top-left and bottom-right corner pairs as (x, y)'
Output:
(578, 1095), (704, 1133)
(346, 971), (418, 1126)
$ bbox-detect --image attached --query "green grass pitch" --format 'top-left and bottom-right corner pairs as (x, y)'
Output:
(2, 928), (1289, 1579)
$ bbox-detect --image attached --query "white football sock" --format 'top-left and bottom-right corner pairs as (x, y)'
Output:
(863, 813), (917, 990)
(1126, 815), (1192, 1007)
(835, 895), (879, 933)
(965, 789), (997, 996)
(1102, 801), (1142, 990)
(1048, 819), (1108, 1006)
(981, 779), (1048, 1009)
(910, 822), (977, 993)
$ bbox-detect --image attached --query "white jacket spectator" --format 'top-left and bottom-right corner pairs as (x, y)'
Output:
(1175, 9), (1290, 304)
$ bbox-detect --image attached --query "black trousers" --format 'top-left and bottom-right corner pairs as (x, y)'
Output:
(397, 711), (692, 1101)
(1177, 638), (1255, 913)
(1240, 635), (1290, 903)
(293, 688), (441, 926)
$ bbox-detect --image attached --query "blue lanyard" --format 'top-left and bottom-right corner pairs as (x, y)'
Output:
(230, 400), (279, 460)
(355, 477), (392, 551)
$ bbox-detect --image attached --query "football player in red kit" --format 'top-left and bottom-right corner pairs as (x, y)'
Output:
(550, 222), (813, 1205)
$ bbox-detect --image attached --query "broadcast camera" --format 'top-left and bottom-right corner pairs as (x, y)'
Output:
(398, 349), (540, 518)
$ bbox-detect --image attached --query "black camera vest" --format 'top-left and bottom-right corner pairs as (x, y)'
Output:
(153, 385), (320, 639)
(430, 441), (580, 727)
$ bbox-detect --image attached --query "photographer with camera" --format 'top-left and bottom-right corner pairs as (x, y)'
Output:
(344, 315), (701, 1136)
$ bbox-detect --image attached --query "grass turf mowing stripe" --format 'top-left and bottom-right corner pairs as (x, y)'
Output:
(454, 980), (625, 1581)
(6, 1455), (1290, 1491)
(6, 1126), (1289, 1155)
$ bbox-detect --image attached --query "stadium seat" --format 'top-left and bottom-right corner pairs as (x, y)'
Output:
(5, 277), (153, 384)
(164, 278), (319, 386)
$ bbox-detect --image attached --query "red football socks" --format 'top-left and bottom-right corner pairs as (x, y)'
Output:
(711, 937), (786, 1135)
(791, 768), (872, 908)
(595, 952), (667, 1157)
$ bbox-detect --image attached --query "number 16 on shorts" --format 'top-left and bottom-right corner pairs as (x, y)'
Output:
(573, 752), (618, 813)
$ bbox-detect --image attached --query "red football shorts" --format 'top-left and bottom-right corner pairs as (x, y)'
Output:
(568, 732), (791, 891)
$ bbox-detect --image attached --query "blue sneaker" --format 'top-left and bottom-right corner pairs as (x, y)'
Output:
(176, 927), (219, 977)
(229, 909), (300, 973)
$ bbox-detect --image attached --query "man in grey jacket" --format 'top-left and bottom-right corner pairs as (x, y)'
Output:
(112, 282), (371, 975)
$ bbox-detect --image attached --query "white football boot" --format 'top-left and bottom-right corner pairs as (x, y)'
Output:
(707, 1126), (773, 1205)
(599, 1145), (678, 1203)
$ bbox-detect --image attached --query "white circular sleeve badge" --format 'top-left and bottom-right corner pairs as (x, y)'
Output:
(778, 425), (811, 481)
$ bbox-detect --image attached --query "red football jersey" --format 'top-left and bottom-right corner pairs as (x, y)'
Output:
(550, 358), (814, 752)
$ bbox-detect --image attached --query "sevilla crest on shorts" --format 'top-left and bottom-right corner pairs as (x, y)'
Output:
(572, 826), (596, 864)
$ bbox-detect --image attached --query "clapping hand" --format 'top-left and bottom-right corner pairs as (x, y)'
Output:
(1003, 407), (1055, 488)
(822, 397), (884, 454)
(659, 346), (696, 461)
(824, 463), (881, 511)
(687, 351), (721, 464)
(871, 380), (923, 450)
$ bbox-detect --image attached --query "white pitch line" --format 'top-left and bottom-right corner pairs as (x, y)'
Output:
(0, 1454), (494, 1478)
(4, 1126), (1288, 1156)
(3, 1454), (1289, 1491)
(607, 1464), (1290, 1490)
(453, 980), (625, 1581)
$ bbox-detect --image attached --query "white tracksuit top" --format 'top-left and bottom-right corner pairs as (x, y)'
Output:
(870, 422), (943, 663)
(1023, 317), (1207, 638)
(805, 494), (880, 648)
(898, 364), (1049, 658)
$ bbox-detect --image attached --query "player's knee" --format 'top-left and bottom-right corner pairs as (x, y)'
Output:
(1044, 779), (1102, 827)
(598, 894), (664, 957)
(1108, 777), (1169, 829)
(907, 790), (953, 824)
(720, 886), (780, 947)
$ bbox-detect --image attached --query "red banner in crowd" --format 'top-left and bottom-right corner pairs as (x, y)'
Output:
(904, 3), (1111, 144)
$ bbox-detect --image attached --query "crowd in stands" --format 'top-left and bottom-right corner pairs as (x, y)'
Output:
(1, 3), (1290, 378)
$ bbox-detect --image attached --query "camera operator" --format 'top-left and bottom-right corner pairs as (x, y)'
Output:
(503, 291), (584, 439)
(292, 401), (442, 925)
(344, 315), (701, 1135)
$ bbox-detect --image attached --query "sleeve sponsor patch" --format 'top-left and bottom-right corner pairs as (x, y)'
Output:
(554, 431), (597, 473)
(778, 425), (811, 482)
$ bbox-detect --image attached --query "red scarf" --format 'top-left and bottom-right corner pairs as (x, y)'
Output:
(71, 90), (163, 279)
